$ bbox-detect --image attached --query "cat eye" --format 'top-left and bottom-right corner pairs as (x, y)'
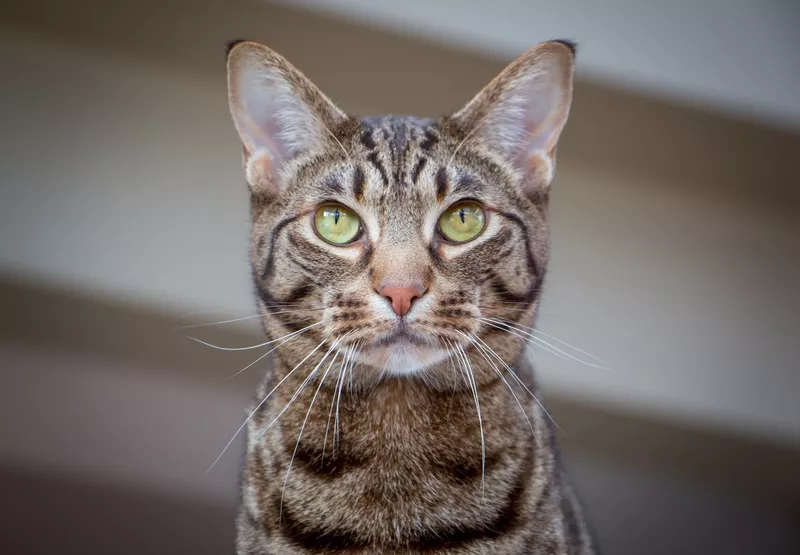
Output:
(438, 201), (486, 244)
(314, 204), (362, 245)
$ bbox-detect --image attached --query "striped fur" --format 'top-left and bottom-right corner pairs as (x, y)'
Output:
(226, 40), (595, 554)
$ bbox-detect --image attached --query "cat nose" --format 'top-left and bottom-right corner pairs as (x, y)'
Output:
(378, 284), (425, 317)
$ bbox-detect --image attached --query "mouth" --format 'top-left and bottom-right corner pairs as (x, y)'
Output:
(370, 323), (433, 348)
(357, 323), (447, 374)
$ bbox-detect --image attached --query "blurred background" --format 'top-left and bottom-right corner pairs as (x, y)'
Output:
(1, 0), (798, 553)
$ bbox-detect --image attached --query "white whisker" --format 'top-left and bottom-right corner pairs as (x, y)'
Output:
(482, 317), (608, 369)
(180, 307), (325, 330)
(445, 338), (469, 389)
(204, 336), (328, 474)
(441, 338), (463, 392)
(310, 112), (352, 162)
(480, 319), (573, 361)
(334, 343), (353, 452)
(258, 338), (340, 438)
(460, 331), (535, 438)
(469, 332), (560, 432)
(448, 118), (489, 167)
(334, 339), (362, 449)
(451, 340), (485, 500)
(188, 321), (323, 351)
(226, 324), (316, 379)
(181, 307), (229, 317)
(322, 352), (344, 462)
(280, 338), (340, 519)
(179, 314), (262, 330)
(488, 316), (606, 366)
(532, 328), (607, 366)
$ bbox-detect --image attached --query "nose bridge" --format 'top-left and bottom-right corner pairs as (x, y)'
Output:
(371, 235), (428, 290)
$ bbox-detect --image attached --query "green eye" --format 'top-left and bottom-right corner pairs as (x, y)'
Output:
(314, 204), (362, 245)
(438, 201), (486, 244)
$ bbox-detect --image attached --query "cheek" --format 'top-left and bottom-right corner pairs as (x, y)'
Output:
(284, 227), (370, 283)
(491, 245), (533, 288)
(435, 234), (516, 287)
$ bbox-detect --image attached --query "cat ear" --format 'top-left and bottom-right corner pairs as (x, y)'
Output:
(226, 40), (349, 196)
(451, 40), (575, 195)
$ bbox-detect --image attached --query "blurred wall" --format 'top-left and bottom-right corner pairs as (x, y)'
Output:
(277, 0), (800, 131)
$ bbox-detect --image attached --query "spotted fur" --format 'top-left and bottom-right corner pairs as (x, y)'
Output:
(226, 39), (595, 554)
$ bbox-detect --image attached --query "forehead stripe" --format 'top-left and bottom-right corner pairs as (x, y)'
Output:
(420, 127), (439, 152)
(360, 128), (376, 150)
(367, 151), (389, 186)
(352, 166), (365, 200)
(435, 167), (449, 202)
(412, 157), (428, 185)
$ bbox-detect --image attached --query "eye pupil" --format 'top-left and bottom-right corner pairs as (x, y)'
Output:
(438, 201), (485, 244)
(314, 204), (361, 245)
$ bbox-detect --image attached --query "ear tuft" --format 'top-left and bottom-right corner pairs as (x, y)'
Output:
(226, 39), (250, 57)
(551, 39), (578, 56)
(451, 41), (575, 197)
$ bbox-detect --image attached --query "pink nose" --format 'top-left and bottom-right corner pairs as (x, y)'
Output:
(379, 285), (425, 317)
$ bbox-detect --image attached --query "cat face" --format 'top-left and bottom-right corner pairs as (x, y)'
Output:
(227, 41), (574, 378)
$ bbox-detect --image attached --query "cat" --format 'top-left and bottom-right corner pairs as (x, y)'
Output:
(225, 38), (595, 554)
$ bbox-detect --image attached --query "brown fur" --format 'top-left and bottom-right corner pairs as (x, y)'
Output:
(226, 40), (595, 554)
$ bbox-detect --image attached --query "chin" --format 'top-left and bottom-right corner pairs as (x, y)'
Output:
(358, 336), (450, 375)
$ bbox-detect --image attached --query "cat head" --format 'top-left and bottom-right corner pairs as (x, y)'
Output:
(226, 40), (574, 379)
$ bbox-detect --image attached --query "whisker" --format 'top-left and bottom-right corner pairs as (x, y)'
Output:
(204, 336), (328, 473)
(179, 314), (262, 330)
(448, 118), (489, 167)
(477, 298), (542, 306)
(260, 301), (326, 306)
(451, 340), (485, 500)
(531, 328), (608, 366)
(181, 307), (229, 317)
(181, 306), (326, 331)
(482, 317), (608, 369)
(469, 333), (561, 432)
(334, 343), (354, 452)
(440, 338), (463, 392)
(441, 338), (455, 380)
(309, 112), (352, 162)
(459, 331), (535, 438)
(257, 338), (340, 438)
(462, 343), (486, 501)
(479, 318), (567, 360)
(488, 316), (606, 366)
(370, 354), (392, 393)
(347, 339), (363, 393)
(280, 338), (340, 519)
(321, 352), (344, 463)
(188, 321), (323, 351)
(476, 304), (537, 313)
(226, 324), (317, 379)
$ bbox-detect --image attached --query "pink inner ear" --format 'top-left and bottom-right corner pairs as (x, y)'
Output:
(245, 150), (280, 197)
(239, 90), (289, 162)
(508, 79), (568, 192)
(517, 81), (566, 159)
(519, 150), (554, 194)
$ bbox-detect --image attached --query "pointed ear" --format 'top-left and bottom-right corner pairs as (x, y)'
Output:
(451, 40), (575, 196)
(226, 41), (349, 196)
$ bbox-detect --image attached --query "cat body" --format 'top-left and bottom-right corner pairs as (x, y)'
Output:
(226, 40), (594, 554)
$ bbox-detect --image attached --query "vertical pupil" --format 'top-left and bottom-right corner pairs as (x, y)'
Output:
(459, 208), (466, 224)
(333, 208), (340, 225)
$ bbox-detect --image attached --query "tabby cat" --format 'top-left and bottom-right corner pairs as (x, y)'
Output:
(225, 38), (594, 554)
